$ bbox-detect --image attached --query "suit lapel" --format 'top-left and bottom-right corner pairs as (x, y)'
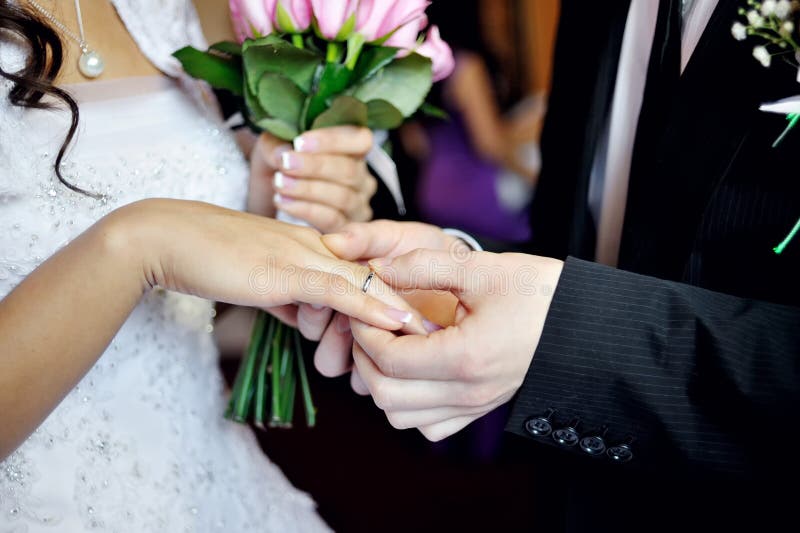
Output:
(529, 0), (631, 259)
(617, 0), (776, 278)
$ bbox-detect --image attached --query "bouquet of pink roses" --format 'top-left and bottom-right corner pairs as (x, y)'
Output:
(173, 0), (454, 429)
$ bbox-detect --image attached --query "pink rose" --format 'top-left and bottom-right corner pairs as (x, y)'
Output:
(310, 0), (359, 40)
(273, 0), (313, 33)
(383, 13), (427, 50)
(416, 25), (455, 82)
(356, 0), (431, 43)
(229, 0), (276, 42)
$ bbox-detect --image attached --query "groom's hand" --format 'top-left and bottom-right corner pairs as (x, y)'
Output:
(300, 221), (469, 390)
(350, 249), (564, 442)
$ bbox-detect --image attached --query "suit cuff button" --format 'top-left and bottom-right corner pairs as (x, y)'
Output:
(552, 419), (581, 447)
(606, 437), (635, 463)
(523, 409), (556, 437)
(579, 427), (609, 456)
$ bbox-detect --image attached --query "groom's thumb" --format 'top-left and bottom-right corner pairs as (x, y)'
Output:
(322, 220), (401, 261)
(370, 249), (480, 304)
(321, 222), (377, 261)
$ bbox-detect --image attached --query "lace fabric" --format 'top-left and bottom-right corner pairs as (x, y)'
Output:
(0, 4), (329, 532)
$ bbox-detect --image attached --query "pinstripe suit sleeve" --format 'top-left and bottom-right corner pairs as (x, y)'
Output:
(506, 257), (800, 474)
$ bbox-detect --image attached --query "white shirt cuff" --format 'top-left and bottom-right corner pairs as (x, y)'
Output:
(443, 228), (483, 252)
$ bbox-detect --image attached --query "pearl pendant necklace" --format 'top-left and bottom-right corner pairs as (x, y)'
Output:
(27, 0), (105, 79)
(77, 47), (105, 79)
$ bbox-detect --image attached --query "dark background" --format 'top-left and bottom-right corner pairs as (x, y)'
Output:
(223, 359), (565, 532)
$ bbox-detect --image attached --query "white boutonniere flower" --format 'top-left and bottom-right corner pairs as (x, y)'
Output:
(732, 1), (800, 254)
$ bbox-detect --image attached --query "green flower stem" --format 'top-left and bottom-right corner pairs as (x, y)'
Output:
(344, 33), (366, 71)
(772, 113), (799, 148)
(774, 217), (800, 255)
(295, 329), (316, 427)
(270, 322), (284, 425)
(292, 34), (305, 49)
(326, 42), (343, 63)
(763, 15), (800, 50)
(278, 333), (295, 426)
(231, 311), (268, 421)
(283, 372), (297, 427)
(253, 317), (276, 429)
(749, 28), (786, 47)
(226, 314), (261, 414)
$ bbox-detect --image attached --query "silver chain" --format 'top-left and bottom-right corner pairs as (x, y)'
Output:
(27, 0), (89, 53)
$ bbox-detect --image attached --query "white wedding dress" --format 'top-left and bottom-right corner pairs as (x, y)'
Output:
(0, 2), (330, 531)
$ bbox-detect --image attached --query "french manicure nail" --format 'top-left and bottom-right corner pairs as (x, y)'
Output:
(385, 307), (413, 325)
(271, 144), (291, 166)
(274, 193), (293, 205)
(274, 172), (297, 190)
(423, 319), (443, 334)
(294, 135), (318, 153)
(281, 151), (301, 171)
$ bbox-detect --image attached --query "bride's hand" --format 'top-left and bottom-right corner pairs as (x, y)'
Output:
(105, 199), (415, 332)
(248, 127), (378, 232)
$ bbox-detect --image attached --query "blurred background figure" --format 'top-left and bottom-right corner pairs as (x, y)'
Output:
(401, 0), (555, 462)
(400, 0), (555, 248)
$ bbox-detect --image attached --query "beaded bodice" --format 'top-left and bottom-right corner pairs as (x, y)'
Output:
(0, 3), (328, 532)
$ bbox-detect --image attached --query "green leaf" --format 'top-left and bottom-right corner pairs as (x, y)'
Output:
(366, 99), (404, 130)
(256, 72), (305, 128)
(256, 118), (299, 141)
(242, 38), (322, 94)
(336, 13), (357, 41)
(173, 46), (243, 96)
(304, 63), (353, 128)
(311, 95), (368, 130)
(244, 83), (268, 123)
(209, 41), (243, 57)
(351, 45), (398, 84)
(419, 102), (450, 120)
(352, 52), (432, 117)
(245, 34), (286, 47)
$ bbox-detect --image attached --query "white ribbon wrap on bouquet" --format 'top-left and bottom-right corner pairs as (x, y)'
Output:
(760, 95), (800, 115)
(277, 129), (406, 227)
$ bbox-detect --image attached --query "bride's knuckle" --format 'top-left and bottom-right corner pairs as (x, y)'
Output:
(331, 187), (350, 211)
(360, 205), (373, 223)
(365, 174), (378, 196)
(354, 129), (373, 154)
(325, 274), (351, 298)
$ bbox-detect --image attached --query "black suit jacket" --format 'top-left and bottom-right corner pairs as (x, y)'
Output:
(503, 1), (800, 529)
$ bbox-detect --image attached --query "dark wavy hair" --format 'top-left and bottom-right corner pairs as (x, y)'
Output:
(0, 0), (92, 196)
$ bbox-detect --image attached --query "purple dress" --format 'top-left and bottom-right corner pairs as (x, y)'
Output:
(417, 114), (532, 242)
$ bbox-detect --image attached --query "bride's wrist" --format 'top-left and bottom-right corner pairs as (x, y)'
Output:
(95, 199), (169, 292)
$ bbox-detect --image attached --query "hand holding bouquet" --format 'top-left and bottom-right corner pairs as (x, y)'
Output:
(172, 0), (454, 428)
